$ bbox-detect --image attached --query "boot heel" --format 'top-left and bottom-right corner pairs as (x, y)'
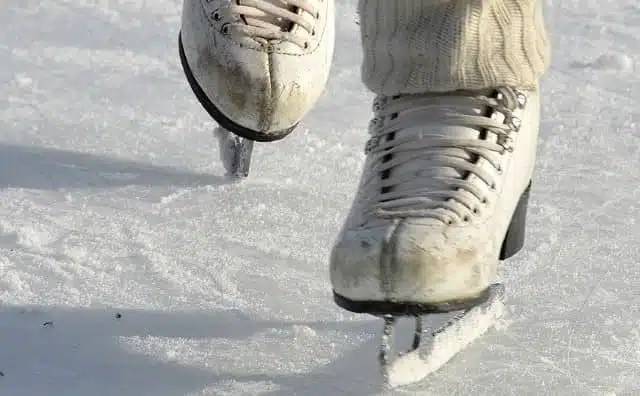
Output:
(499, 181), (532, 260)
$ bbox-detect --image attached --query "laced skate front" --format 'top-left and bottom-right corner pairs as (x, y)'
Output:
(229, 0), (319, 48)
(364, 88), (523, 224)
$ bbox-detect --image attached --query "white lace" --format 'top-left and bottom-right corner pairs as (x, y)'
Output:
(228, 0), (319, 48)
(362, 88), (525, 224)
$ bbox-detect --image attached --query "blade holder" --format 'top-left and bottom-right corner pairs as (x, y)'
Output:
(379, 315), (423, 384)
(377, 284), (506, 388)
(216, 126), (255, 178)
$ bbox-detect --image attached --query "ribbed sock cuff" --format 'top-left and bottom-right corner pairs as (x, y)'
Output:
(358, 0), (551, 95)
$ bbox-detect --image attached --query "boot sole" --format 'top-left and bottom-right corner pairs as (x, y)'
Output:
(178, 33), (297, 142)
(333, 181), (532, 315)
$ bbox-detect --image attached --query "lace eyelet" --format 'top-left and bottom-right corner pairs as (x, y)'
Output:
(473, 208), (480, 214)
(509, 116), (522, 132)
(372, 97), (389, 113)
(500, 145), (514, 154)
(221, 24), (229, 34)
(212, 11), (220, 21)
(369, 117), (383, 130)
(482, 197), (489, 204)
(463, 216), (470, 222)
(303, 42), (309, 49)
(515, 90), (527, 108)
(364, 136), (380, 154)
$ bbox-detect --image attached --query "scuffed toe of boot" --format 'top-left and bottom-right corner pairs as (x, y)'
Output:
(382, 220), (496, 305)
(330, 224), (391, 304)
(330, 219), (495, 313)
(179, 0), (335, 141)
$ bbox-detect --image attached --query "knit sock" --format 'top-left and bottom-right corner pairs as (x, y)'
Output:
(358, 0), (551, 95)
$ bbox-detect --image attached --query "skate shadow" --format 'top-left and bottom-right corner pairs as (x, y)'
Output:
(0, 142), (229, 190)
(0, 305), (463, 396)
(0, 306), (386, 396)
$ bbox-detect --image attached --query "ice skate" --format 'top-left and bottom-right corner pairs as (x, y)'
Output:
(330, 86), (539, 387)
(179, 0), (335, 176)
(327, 0), (550, 384)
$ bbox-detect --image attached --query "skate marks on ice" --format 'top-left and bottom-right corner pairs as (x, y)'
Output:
(3, 295), (633, 396)
(0, 304), (533, 396)
(0, 307), (222, 396)
(555, 1), (639, 74)
(569, 53), (635, 73)
(0, 306), (390, 396)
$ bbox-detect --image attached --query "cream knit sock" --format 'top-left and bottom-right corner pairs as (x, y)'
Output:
(358, 0), (551, 95)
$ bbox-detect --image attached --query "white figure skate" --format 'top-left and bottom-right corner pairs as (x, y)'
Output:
(179, 0), (335, 176)
(330, 87), (538, 386)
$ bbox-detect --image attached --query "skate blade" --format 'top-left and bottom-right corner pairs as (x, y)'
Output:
(215, 126), (254, 178)
(381, 284), (505, 388)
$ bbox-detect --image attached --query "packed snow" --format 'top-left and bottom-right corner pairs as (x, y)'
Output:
(1, 0), (638, 395)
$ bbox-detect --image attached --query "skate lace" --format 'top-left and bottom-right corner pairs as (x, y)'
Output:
(363, 88), (524, 224)
(229, 0), (319, 48)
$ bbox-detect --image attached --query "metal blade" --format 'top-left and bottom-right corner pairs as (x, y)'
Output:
(380, 284), (506, 388)
(215, 126), (254, 178)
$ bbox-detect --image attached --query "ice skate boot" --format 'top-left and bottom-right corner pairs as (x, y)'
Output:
(179, 0), (335, 176)
(330, 87), (539, 386)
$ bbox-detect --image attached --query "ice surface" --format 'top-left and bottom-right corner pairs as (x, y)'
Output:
(0, 0), (638, 395)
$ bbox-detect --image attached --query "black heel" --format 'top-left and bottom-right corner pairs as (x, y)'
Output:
(499, 181), (532, 260)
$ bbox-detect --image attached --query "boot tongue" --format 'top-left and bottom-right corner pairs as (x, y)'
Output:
(238, 0), (296, 32)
